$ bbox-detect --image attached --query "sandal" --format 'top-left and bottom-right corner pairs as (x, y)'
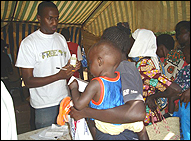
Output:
(57, 96), (73, 126)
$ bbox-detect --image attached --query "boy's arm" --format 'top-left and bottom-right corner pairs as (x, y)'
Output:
(70, 100), (146, 124)
(69, 79), (100, 110)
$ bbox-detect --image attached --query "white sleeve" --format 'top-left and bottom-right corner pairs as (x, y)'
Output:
(77, 45), (83, 61)
(1, 81), (18, 140)
(15, 39), (35, 68)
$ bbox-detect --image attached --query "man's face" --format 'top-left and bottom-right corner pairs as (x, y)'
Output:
(37, 7), (59, 34)
(176, 27), (190, 47)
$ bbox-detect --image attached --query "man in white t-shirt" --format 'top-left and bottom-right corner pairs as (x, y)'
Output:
(15, 1), (81, 129)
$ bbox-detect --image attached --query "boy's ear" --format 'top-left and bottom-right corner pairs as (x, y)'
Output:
(98, 57), (103, 66)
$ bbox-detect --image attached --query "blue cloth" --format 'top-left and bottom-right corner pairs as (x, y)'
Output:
(173, 102), (190, 140)
(81, 46), (88, 68)
(173, 64), (190, 140)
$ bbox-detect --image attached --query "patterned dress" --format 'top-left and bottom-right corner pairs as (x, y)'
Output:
(162, 49), (188, 113)
(173, 64), (190, 140)
(163, 49), (187, 81)
(174, 64), (190, 91)
(133, 57), (172, 125)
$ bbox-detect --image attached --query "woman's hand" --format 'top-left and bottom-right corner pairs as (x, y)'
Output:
(146, 95), (157, 112)
(180, 88), (190, 108)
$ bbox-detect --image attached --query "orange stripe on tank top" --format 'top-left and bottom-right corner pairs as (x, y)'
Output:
(91, 77), (104, 105)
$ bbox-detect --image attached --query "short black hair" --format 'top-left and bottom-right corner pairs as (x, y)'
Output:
(61, 28), (70, 41)
(37, 1), (58, 16)
(101, 25), (131, 53)
(175, 21), (190, 39)
(156, 34), (175, 51)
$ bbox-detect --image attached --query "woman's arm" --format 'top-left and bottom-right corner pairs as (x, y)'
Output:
(146, 82), (182, 111)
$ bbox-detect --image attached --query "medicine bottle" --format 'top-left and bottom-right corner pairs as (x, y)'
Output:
(70, 54), (77, 67)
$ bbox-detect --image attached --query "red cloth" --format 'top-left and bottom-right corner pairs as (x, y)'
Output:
(67, 41), (80, 78)
(182, 60), (188, 67)
(160, 57), (165, 63)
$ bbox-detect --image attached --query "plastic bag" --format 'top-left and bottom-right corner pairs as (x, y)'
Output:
(68, 115), (93, 140)
(173, 101), (190, 140)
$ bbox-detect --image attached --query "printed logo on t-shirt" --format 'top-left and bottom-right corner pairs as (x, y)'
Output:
(123, 89), (129, 96)
(41, 50), (66, 59)
(123, 89), (138, 96)
(130, 90), (138, 94)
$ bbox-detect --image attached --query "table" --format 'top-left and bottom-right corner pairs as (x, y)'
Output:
(17, 124), (72, 140)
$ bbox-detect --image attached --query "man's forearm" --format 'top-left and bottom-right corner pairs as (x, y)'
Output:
(85, 100), (146, 124)
(23, 73), (61, 88)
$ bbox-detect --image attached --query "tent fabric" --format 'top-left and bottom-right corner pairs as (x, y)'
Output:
(1, 22), (82, 63)
(1, 1), (190, 64)
(1, 1), (102, 26)
(84, 1), (190, 36)
(1, 1), (190, 36)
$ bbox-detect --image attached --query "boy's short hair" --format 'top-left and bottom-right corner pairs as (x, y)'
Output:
(101, 25), (131, 53)
(90, 39), (122, 66)
(37, 1), (58, 16)
(156, 34), (175, 51)
(92, 39), (120, 53)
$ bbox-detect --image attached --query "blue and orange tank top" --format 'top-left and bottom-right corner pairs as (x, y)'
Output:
(89, 71), (124, 111)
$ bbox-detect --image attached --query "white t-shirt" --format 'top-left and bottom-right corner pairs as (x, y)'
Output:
(1, 81), (18, 140)
(15, 29), (71, 109)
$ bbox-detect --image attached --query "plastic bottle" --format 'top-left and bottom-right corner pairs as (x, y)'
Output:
(70, 54), (77, 67)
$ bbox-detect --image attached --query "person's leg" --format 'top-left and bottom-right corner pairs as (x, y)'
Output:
(87, 119), (96, 139)
(164, 95), (180, 118)
(35, 105), (59, 129)
(30, 105), (36, 130)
